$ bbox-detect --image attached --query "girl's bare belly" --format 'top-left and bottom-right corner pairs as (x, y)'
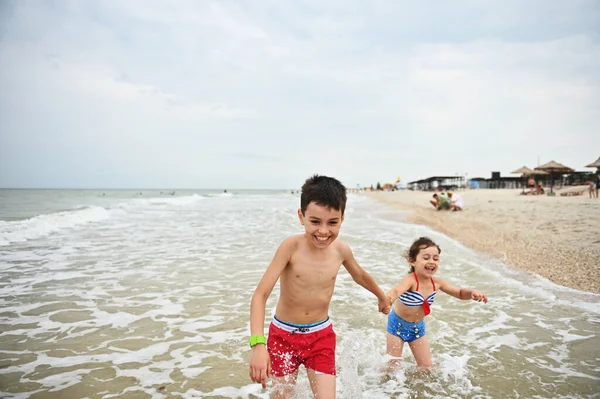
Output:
(393, 303), (424, 323)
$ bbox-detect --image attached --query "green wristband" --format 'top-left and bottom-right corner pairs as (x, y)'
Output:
(249, 335), (266, 348)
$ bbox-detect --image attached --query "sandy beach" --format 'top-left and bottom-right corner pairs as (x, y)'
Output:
(363, 189), (600, 293)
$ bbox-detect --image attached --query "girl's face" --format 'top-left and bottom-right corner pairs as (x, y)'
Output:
(410, 245), (440, 276)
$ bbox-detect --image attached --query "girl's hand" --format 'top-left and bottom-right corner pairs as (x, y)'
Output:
(471, 290), (488, 303)
(379, 296), (392, 315)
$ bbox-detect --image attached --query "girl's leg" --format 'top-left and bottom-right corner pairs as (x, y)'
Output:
(306, 369), (336, 399)
(271, 371), (298, 399)
(408, 336), (432, 371)
(386, 332), (405, 369)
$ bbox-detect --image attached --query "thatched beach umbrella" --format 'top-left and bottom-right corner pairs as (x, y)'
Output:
(535, 160), (574, 194)
(511, 166), (548, 193)
(585, 156), (600, 168)
(511, 166), (534, 193)
(511, 166), (535, 175)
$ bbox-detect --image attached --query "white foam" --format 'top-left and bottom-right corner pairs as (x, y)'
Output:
(134, 194), (207, 207)
(0, 206), (111, 246)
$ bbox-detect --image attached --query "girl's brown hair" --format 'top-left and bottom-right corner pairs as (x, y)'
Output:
(405, 237), (441, 273)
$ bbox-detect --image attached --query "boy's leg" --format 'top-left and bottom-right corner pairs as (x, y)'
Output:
(386, 332), (405, 369)
(306, 369), (335, 399)
(302, 323), (336, 398)
(271, 372), (298, 399)
(408, 336), (432, 371)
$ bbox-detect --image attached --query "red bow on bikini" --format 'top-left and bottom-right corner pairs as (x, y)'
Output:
(422, 301), (431, 316)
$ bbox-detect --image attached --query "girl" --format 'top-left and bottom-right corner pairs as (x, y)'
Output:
(385, 237), (487, 370)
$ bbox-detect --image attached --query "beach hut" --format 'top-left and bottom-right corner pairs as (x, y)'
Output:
(534, 160), (574, 195)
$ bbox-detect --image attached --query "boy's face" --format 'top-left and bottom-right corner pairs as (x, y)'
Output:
(298, 202), (344, 249)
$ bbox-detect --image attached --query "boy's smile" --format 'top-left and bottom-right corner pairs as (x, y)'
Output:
(298, 202), (343, 249)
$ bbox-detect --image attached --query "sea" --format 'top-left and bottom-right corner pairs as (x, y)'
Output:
(0, 189), (599, 399)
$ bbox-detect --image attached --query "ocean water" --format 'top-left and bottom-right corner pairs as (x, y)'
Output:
(0, 189), (599, 399)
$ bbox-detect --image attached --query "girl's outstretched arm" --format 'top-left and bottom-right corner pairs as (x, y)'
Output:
(386, 275), (415, 304)
(436, 278), (488, 303)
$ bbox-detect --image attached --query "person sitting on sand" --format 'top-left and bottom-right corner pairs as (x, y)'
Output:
(448, 192), (464, 211)
(535, 183), (544, 195)
(436, 192), (451, 211)
(429, 193), (439, 209)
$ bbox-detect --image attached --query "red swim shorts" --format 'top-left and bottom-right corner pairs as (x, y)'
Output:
(267, 316), (336, 377)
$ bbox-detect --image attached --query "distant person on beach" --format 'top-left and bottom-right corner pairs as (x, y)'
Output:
(249, 174), (391, 398)
(596, 168), (600, 199)
(430, 192), (450, 211)
(385, 237), (487, 371)
(429, 193), (438, 209)
(589, 180), (597, 199)
(448, 192), (464, 211)
(537, 182), (545, 195)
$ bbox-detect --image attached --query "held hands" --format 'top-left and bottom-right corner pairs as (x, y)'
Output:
(249, 344), (271, 389)
(471, 290), (488, 303)
(379, 296), (393, 315)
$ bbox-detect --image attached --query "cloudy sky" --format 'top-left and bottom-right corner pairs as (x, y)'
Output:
(1, 1), (599, 189)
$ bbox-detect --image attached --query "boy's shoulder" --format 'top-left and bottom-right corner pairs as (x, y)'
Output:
(331, 239), (352, 259)
(332, 238), (349, 250)
(279, 234), (304, 251)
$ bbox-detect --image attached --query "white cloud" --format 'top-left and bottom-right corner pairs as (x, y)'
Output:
(0, 0), (599, 188)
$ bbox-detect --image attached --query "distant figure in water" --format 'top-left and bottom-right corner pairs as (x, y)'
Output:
(224, 190), (228, 193)
(248, 174), (390, 398)
(385, 237), (487, 371)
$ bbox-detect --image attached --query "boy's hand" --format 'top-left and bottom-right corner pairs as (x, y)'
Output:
(249, 344), (271, 389)
(378, 296), (392, 315)
(471, 290), (488, 303)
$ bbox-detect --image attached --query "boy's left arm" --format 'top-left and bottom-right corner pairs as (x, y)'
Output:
(437, 278), (488, 303)
(340, 242), (391, 314)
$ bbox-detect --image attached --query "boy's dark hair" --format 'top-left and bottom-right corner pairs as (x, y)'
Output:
(300, 174), (347, 215)
(405, 237), (441, 273)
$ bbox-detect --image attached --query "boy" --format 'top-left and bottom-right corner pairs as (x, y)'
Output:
(248, 175), (391, 399)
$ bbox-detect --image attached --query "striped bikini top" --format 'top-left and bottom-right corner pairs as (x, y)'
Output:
(398, 272), (437, 316)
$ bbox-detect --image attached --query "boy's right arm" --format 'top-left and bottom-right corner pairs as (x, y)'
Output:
(249, 237), (295, 388)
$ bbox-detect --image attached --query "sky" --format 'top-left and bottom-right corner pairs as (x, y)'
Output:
(0, 1), (599, 189)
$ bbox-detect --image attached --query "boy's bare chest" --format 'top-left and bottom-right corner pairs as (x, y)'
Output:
(284, 255), (342, 287)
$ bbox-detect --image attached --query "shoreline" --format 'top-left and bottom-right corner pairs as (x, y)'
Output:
(362, 189), (600, 294)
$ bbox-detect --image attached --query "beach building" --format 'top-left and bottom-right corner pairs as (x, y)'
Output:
(407, 176), (465, 191)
